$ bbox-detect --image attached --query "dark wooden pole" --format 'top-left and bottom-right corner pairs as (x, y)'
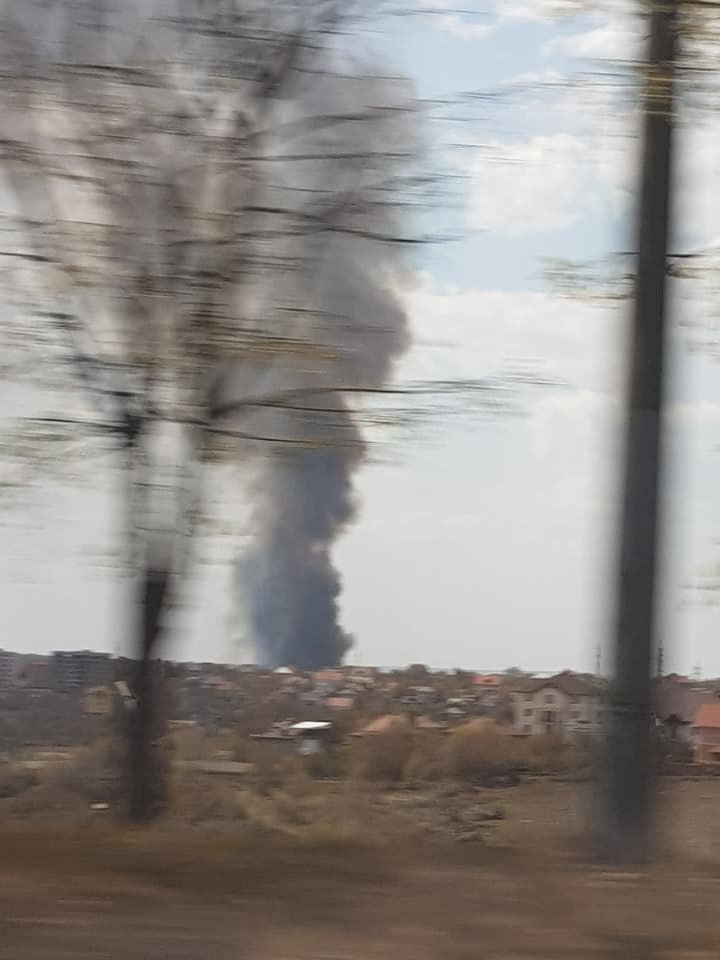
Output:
(598, 0), (678, 863)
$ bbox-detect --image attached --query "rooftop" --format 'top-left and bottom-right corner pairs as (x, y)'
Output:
(511, 671), (599, 697)
(693, 703), (720, 730)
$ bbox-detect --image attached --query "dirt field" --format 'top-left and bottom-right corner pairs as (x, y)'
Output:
(3, 778), (720, 958)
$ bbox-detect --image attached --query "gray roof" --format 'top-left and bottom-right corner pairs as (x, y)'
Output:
(511, 671), (600, 697)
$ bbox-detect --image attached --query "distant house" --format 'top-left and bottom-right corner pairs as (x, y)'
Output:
(656, 676), (720, 744)
(325, 695), (354, 711)
(314, 669), (344, 686)
(51, 650), (113, 692)
(473, 675), (502, 708)
(691, 704), (720, 763)
(0, 649), (15, 688)
(509, 671), (602, 738)
(289, 720), (333, 755)
(82, 685), (115, 717)
(16, 659), (51, 693)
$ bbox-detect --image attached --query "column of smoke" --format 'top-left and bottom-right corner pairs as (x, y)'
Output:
(236, 67), (414, 670)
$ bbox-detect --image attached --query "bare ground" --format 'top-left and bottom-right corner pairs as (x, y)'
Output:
(3, 778), (720, 959)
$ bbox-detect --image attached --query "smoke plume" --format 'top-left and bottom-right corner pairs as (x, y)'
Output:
(237, 66), (415, 669)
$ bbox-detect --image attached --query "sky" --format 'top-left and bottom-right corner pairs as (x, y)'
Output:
(3, 0), (720, 674)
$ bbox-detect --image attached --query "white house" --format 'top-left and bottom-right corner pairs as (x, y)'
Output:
(509, 671), (603, 738)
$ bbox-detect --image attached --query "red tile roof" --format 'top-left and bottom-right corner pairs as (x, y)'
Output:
(325, 696), (354, 710)
(693, 703), (720, 729)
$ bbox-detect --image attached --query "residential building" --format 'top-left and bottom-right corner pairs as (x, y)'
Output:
(473, 674), (501, 708)
(82, 685), (116, 716)
(0, 649), (14, 688)
(325, 695), (355, 711)
(51, 650), (113, 692)
(16, 658), (51, 692)
(510, 671), (602, 738)
(656, 675), (720, 743)
(691, 704), (720, 763)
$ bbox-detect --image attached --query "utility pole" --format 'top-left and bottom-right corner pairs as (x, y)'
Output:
(597, 0), (679, 863)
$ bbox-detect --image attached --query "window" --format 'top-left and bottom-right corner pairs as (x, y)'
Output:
(544, 693), (554, 705)
(524, 708), (533, 717)
(524, 694), (533, 702)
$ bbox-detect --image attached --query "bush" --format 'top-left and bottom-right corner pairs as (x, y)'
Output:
(443, 727), (530, 783)
(525, 733), (580, 775)
(167, 772), (246, 823)
(401, 733), (445, 783)
(248, 745), (306, 794)
(346, 731), (416, 783)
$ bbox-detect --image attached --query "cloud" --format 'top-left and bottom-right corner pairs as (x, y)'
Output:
(433, 14), (493, 38)
(668, 402), (720, 428)
(398, 274), (624, 391)
(546, 7), (642, 61)
(415, 0), (493, 38)
(499, 0), (584, 22)
(465, 133), (596, 235)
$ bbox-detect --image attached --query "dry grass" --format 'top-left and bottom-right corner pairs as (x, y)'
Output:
(4, 805), (720, 959)
(4, 781), (720, 958)
(0, 822), (392, 901)
(345, 726), (581, 786)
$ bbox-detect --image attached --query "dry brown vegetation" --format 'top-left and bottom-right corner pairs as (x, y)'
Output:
(346, 725), (584, 785)
(0, 725), (591, 835)
(3, 780), (720, 958)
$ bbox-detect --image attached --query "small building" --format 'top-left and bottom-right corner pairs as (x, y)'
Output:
(691, 704), (720, 763)
(16, 659), (51, 693)
(289, 720), (333, 755)
(51, 650), (113, 692)
(250, 719), (333, 755)
(509, 671), (602, 739)
(473, 674), (501, 707)
(325, 695), (354, 711)
(656, 675), (720, 744)
(82, 685), (115, 716)
(0, 649), (15, 688)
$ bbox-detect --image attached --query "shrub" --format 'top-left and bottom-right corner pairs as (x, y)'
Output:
(401, 733), (445, 783)
(443, 727), (530, 782)
(346, 731), (416, 783)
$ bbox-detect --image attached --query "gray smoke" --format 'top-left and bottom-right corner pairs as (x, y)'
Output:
(237, 66), (415, 669)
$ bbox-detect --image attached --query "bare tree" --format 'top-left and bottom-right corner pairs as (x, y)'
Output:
(0, 0), (425, 821)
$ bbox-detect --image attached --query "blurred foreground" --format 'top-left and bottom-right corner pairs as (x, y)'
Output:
(4, 777), (720, 958)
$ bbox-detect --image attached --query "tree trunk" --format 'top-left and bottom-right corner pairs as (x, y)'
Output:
(128, 567), (170, 822)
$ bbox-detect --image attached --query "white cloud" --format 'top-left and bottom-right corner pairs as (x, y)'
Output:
(500, 0), (582, 21)
(547, 7), (642, 61)
(668, 402), (720, 428)
(398, 274), (624, 392)
(465, 133), (596, 235)
(415, 0), (493, 38)
(433, 14), (493, 38)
